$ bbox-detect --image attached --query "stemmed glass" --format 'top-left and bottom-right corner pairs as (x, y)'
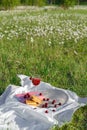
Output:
(30, 74), (41, 92)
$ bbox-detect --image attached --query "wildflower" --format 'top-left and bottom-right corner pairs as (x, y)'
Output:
(30, 37), (34, 43)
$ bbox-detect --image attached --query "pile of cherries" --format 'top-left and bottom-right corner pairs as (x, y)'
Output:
(23, 92), (62, 113)
(41, 97), (62, 113)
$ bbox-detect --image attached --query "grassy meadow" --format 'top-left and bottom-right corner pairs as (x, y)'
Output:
(0, 6), (87, 130)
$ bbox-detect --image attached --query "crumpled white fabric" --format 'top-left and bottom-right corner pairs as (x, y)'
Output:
(0, 74), (87, 130)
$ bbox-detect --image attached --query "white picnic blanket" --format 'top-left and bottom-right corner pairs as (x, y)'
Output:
(0, 74), (87, 130)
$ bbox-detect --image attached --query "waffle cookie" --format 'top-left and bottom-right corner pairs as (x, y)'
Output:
(31, 95), (42, 104)
(26, 100), (38, 106)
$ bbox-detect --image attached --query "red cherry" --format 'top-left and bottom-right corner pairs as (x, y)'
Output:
(32, 78), (40, 86)
(45, 110), (48, 113)
(52, 100), (56, 104)
(45, 103), (48, 108)
(54, 104), (57, 108)
(24, 93), (30, 98)
(26, 93), (30, 98)
(58, 102), (61, 105)
(46, 98), (49, 101)
(43, 98), (45, 101)
(52, 109), (56, 112)
(39, 93), (42, 96)
(24, 95), (27, 98)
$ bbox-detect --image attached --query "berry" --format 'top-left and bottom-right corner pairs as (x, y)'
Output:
(26, 93), (30, 98)
(52, 100), (56, 104)
(43, 98), (45, 101)
(58, 102), (61, 105)
(39, 93), (42, 96)
(24, 93), (30, 98)
(45, 103), (48, 108)
(45, 110), (48, 113)
(52, 109), (56, 112)
(24, 95), (26, 98)
(54, 104), (57, 108)
(46, 98), (49, 101)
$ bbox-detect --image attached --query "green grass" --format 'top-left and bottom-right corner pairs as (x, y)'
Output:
(51, 105), (87, 130)
(0, 6), (87, 130)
